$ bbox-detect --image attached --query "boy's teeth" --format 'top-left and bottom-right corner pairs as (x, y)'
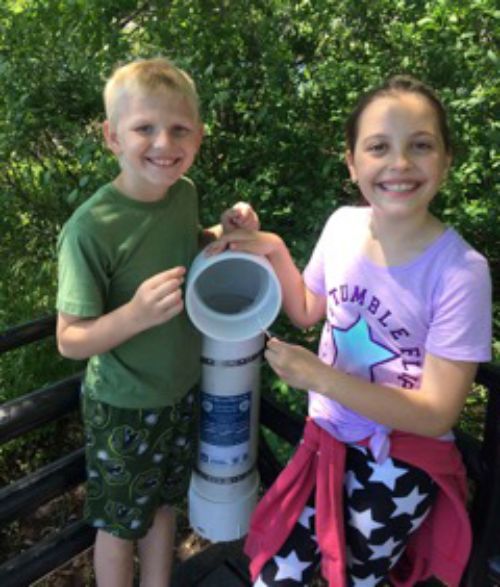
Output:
(151, 158), (176, 166)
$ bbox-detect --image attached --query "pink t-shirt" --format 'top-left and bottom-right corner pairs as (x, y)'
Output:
(303, 206), (492, 460)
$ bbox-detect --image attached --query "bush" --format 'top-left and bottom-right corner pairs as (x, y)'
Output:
(0, 0), (498, 398)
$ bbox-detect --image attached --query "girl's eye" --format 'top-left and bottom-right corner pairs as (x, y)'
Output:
(413, 141), (433, 152)
(367, 143), (387, 155)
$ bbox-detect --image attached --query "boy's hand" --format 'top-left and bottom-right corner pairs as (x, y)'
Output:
(221, 202), (260, 233)
(129, 267), (186, 329)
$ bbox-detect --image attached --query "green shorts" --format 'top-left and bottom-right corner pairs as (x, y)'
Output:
(81, 388), (197, 540)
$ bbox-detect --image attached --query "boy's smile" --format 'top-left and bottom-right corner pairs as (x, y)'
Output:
(104, 88), (203, 202)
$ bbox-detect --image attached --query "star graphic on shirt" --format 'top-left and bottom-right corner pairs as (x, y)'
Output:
(367, 459), (407, 490)
(345, 469), (364, 497)
(369, 535), (402, 560)
(351, 573), (382, 586)
(331, 315), (398, 381)
(391, 486), (429, 518)
(253, 577), (267, 587)
(347, 506), (384, 539)
(274, 550), (311, 581)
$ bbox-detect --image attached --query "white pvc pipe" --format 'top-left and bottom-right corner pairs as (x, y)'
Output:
(186, 250), (281, 542)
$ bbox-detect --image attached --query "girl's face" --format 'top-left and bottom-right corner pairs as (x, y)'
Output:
(346, 92), (451, 220)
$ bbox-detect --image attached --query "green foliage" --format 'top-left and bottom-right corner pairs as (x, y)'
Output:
(0, 0), (498, 409)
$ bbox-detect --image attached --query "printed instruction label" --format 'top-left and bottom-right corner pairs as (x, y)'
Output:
(199, 391), (251, 467)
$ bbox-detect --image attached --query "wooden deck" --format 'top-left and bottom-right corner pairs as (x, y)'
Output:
(172, 538), (251, 586)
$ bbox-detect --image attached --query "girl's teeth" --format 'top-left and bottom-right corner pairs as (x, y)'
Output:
(382, 183), (416, 192)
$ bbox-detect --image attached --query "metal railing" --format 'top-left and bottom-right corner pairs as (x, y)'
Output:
(0, 316), (499, 586)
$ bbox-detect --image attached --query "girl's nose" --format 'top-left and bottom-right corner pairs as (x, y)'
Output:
(390, 150), (412, 170)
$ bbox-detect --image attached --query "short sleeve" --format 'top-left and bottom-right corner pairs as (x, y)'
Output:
(56, 223), (109, 317)
(303, 212), (340, 296)
(426, 255), (492, 362)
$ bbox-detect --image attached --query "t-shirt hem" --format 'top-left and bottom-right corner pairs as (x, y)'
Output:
(426, 345), (492, 363)
(83, 377), (199, 410)
(56, 299), (102, 317)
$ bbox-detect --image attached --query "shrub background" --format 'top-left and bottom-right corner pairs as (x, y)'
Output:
(0, 0), (498, 405)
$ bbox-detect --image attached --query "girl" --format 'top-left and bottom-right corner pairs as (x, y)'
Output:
(210, 76), (492, 586)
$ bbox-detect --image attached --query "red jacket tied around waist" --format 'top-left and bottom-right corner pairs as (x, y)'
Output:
(244, 418), (471, 587)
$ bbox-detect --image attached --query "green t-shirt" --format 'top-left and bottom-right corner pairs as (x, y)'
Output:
(56, 178), (201, 408)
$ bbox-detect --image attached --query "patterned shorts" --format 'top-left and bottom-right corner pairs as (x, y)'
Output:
(81, 388), (197, 540)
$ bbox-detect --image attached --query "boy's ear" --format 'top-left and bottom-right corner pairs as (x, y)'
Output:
(345, 150), (357, 182)
(102, 120), (121, 155)
(196, 122), (205, 150)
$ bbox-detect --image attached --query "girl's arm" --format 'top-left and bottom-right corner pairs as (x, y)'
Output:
(265, 338), (477, 437)
(207, 230), (326, 328)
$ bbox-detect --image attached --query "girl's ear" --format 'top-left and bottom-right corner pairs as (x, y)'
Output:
(345, 150), (357, 182)
(102, 120), (121, 155)
(445, 153), (453, 177)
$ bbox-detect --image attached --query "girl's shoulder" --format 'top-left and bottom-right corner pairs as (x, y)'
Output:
(434, 228), (489, 271)
(427, 229), (492, 301)
(323, 205), (370, 231)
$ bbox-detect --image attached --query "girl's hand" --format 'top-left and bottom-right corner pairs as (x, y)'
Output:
(221, 201), (260, 233)
(205, 229), (283, 256)
(265, 337), (330, 391)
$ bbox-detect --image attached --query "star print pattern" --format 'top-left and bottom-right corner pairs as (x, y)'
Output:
(331, 315), (399, 381)
(274, 551), (311, 581)
(367, 458), (408, 490)
(351, 574), (381, 587)
(297, 505), (315, 530)
(391, 486), (429, 517)
(347, 506), (385, 539)
(345, 468), (364, 497)
(254, 446), (437, 587)
(368, 536), (401, 560)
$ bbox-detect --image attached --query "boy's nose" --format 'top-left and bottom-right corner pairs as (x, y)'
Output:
(154, 130), (173, 148)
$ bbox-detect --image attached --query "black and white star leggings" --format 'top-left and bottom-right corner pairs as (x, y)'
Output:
(254, 444), (437, 587)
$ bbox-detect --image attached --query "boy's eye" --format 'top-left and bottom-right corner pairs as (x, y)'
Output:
(135, 124), (154, 135)
(172, 126), (191, 137)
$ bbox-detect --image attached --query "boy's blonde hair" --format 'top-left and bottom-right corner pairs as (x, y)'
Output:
(104, 57), (200, 127)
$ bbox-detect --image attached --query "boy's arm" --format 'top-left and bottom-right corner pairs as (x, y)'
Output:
(199, 201), (260, 247)
(206, 230), (325, 328)
(57, 267), (185, 360)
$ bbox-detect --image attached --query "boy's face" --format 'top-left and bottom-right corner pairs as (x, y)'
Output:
(104, 87), (203, 201)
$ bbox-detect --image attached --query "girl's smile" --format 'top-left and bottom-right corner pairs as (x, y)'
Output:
(346, 92), (451, 221)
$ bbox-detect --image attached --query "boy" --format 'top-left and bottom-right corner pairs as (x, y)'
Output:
(56, 57), (259, 587)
